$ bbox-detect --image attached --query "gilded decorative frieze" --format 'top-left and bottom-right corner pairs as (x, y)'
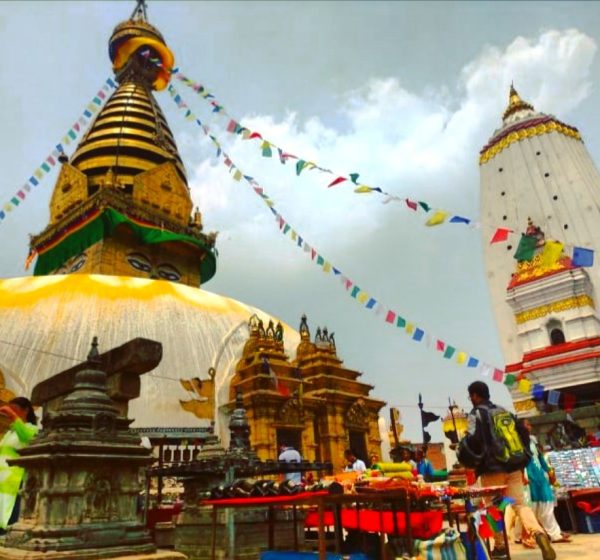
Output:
(515, 295), (594, 324)
(480, 120), (581, 165)
(510, 254), (572, 286)
(514, 399), (537, 413)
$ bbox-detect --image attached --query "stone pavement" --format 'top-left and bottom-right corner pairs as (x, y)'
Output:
(509, 533), (600, 560)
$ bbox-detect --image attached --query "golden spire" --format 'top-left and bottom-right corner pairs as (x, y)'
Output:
(503, 83), (534, 121)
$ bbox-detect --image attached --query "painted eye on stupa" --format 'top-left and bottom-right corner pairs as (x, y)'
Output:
(156, 263), (181, 282)
(69, 253), (87, 273)
(126, 253), (152, 273)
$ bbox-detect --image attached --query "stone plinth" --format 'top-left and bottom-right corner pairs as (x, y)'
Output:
(0, 546), (186, 560)
(175, 506), (304, 560)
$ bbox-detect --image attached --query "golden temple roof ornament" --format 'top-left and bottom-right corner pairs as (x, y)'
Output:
(503, 84), (535, 122)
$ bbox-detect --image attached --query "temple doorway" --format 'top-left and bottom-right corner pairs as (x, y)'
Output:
(348, 430), (368, 463)
(277, 428), (302, 455)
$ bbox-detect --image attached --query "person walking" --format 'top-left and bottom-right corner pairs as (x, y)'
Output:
(522, 420), (571, 544)
(0, 397), (38, 532)
(457, 381), (555, 560)
(278, 443), (302, 483)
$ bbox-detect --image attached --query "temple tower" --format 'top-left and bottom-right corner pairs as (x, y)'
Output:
(29, 4), (216, 287)
(480, 86), (600, 428)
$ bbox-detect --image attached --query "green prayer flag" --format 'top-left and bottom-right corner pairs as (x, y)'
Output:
(282, 224), (291, 234)
(504, 374), (517, 387)
(41, 162), (51, 172)
(396, 316), (406, 328)
(68, 130), (77, 140)
(349, 173), (360, 184)
(443, 345), (456, 359)
(418, 201), (431, 212)
(514, 234), (537, 262)
(296, 160), (306, 175)
(261, 141), (272, 158)
(350, 286), (360, 298)
(316, 255), (325, 266)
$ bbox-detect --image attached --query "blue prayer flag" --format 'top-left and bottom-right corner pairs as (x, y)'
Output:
(532, 383), (545, 400)
(412, 328), (425, 341)
(29, 176), (39, 186)
(572, 246), (594, 267)
(366, 298), (377, 309)
(450, 215), (471, 224)
(467, 357), (479, 368)
(548, 389), (560, 406)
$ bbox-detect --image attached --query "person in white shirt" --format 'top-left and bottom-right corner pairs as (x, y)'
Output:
(278, 444), (302, 483)
(344, 449), (366, 473)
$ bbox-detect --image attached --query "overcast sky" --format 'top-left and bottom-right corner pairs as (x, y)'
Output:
(1, 1), (600, 443)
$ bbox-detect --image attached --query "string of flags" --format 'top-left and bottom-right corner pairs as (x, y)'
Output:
(168, 82), (583, 413)
(170, 69), (570, 247)
(0, 78), (116, 224)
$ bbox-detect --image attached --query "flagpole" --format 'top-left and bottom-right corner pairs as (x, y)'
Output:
(448, 397), (459, 442)
(418, 393), (427, 450)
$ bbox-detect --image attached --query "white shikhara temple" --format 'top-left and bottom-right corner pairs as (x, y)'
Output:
(479, 87), (600, 425)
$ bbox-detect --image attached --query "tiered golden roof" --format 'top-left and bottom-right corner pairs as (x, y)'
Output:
(502, 84), (534, 121)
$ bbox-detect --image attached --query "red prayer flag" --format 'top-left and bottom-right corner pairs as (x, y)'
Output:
(328, 176), (347, 188)
(405, 199), (418, 211)
(249, 132), (263, 139)
(310, 248), (317, 260)
(563, 393), (576, 411)
(436, 340), (445, 352)
(492, 368), (504, 382)
(490, 228), (512, 244)
(226, 119), (237, 133)
(478, 516), (494, 539)
(385, 310), (396, 324)
(344, 279), (353, 290)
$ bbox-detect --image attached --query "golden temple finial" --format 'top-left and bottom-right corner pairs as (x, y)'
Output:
(503, 83), (534, 121)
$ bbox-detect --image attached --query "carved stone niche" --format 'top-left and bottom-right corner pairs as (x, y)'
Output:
(278, 397), (304, 426)
(345, 399), (369, 430)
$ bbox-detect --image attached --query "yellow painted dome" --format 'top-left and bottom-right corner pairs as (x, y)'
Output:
(0, 274), (299, 441)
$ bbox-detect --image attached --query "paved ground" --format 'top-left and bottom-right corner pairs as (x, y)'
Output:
(509, 533), (600, 560)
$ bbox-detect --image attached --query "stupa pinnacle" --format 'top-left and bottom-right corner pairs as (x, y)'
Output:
(30, 0), (217, 287)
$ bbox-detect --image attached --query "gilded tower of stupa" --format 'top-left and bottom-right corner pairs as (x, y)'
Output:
(29, 3), (216, 287)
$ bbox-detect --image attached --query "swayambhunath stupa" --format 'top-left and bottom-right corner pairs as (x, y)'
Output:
(0, 0), (384, 471)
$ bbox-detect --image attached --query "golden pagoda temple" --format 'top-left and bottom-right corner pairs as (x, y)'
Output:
(0, 1), (386, 467)
(228, 314), (385, 472)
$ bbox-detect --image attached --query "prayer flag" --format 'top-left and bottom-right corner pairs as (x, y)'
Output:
(493, 368), (505, 382)
(40, 162), (50, 173)
(385, 310), (396, 324)
(46, 155), (56, 166)
(450, 215), (471, 224)
(10, 197), (19, 206)
(405, 199), (418, 211)
(17, 191), (25, 200)
(413, 328), (424, 342)
(283, 224), (291, 235)
(564, 393), (576, 411)
(514, 234), (537, 261)
(418, 201), (431, 212)
(436, 340), (445, 352)
(532, 384), (545, 400)
(233, 169), (242, 182)
(226, 119), (237, 132)
(467, 357), (479, 368)
(296, 160), (307, 175)
(503, 374), (516, 387)
(541, 240), (563, 267)
(261, 141), (272, 158)
(328, 176), (347, 188)
(351, 286), (360, 298)
(0, 211), (5, 220)
(366, 298), (377, 309)
(354, 185), (374, 193)
(572, 246), (594, 267)
(316, 255), (325, 266)
(425, 210), (448, 226)
(547, 389), (560, 406)
(349, 173), (360, 184)
(443, 345), (455, 359)
(456, 351), (467, 365)
(34, 169), (43, 180)
(249, 132), (263, 139)
(491, 228), (512, 244)
(518, 378), (531, 394)
(480, 364), (492, 377)
(310, 248), (317, 260)
(277, 148), (286, 164)
(421, 409), (440, 427)
(357, 292), (369, 304)
(396, 316), (406, 328)
(29, 177), (39, 187)
(405, 323), (415, 335)
(323, 262), (332, 273)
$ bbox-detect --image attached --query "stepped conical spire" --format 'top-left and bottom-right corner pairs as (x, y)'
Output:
(502, 83), (534, 122)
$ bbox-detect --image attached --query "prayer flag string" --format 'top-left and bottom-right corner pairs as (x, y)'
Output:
(167, 83), (580, 410)
(0, 78), (116, 224)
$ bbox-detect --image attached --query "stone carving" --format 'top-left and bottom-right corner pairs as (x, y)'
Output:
(346, 399), (369, 429)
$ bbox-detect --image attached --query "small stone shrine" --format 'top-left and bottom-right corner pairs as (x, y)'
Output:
(0, 337), (184, 560)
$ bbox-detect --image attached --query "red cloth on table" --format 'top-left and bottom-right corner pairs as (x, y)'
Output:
(304, 510), (335, 527)
(202, 491), (328, 507)
(340, 509), (443, 539)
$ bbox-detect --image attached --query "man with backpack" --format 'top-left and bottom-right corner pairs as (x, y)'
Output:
(457, 381), (556, 560)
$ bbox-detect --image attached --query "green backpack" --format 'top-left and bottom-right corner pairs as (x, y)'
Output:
(481, 405), (530, 469)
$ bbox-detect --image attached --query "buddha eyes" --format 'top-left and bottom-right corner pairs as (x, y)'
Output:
(127, 253), (152, 273)
(157, 264), (181, 282)
(69, 253), (87, 272)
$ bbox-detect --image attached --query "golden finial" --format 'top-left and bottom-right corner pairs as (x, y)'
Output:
(503, 83), (534, 121)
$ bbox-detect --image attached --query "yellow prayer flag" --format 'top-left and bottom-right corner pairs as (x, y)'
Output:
(34, 169), (44, 180)
(323, 262), (332, 273)
(291, 231), (297, 241)
(4, 204), (13, 212)
(354, 185), (373, 194)
(541, 240), (564, 267)
(233, 169), (242, 181)
(357, 291), (369, 304)
(405, 323), (415, 335)
(518, 378), (531, 394)
(425, 210), (449, 226)
(242, 129), (251, 139)
(456, 351), (467, 365)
